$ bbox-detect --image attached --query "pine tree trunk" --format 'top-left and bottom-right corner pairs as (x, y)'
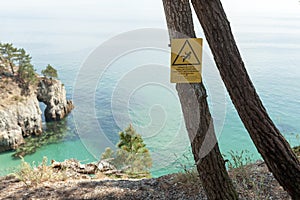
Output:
(162, 0), (238, 199)
(191, 0), (300, 198)
(9, 63), (15, 75)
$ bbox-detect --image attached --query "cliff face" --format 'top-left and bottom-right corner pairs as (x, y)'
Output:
(0, 77), (73, 152)
(37, 79), (74, 122)
(0, 46), (74, 153)
(0, 80), (42, 152)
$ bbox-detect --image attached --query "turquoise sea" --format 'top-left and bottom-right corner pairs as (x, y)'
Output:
(0, 2), (299, 177)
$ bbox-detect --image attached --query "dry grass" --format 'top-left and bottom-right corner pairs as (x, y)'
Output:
(11, 95), (24, 102)
(0, 77), (21, 104)
(0, 76), (37, 106)
(172, 168), (200, 187)
(94, 171), (109, 180)
(13, 157), (68, 187)
(0, 156), (291, 200)
(171, 150), (291, 199)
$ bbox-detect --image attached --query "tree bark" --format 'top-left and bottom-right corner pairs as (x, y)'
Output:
(191, 0), (300, 198)
(162, 0), (238, 199)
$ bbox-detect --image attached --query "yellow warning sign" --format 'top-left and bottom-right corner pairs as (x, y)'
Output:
(170, 38), (203, 83)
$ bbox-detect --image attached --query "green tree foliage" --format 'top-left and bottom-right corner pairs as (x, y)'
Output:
(41, 64), (58, 79)
(0, 43), (17, 74)
(0, 42), (37, 84)
(101, 147), (114, 160)
(18, 63), (37, 84)
(101, 124), (152, 177)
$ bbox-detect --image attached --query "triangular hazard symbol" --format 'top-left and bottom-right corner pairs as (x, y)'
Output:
(172, 40), (201, 66)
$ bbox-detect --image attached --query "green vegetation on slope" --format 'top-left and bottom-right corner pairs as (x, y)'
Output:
(0, 42), (59, 93)
(101, 124), (152, 178)
(41, 64), (58, 79)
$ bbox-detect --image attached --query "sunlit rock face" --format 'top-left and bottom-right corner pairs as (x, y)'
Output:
(0, 77), (73, 152)
(0, 92), (42, 152)
(37, 78), (74, 122)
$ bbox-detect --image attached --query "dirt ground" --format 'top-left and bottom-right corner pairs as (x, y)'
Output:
(0, 160), (291, 200)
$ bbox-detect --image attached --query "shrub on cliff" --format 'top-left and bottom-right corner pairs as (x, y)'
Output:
(18, 63), (37, 84)
(101, 124), (152, 178)
(41, 64), (58, 79)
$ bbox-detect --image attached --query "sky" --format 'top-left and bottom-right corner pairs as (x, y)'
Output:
(0, 0), (298, 53)
(0, 0), (299, 20)
(222, 0), (299, 14)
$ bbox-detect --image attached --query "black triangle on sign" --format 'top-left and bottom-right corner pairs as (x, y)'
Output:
(172, 40), (201, 66)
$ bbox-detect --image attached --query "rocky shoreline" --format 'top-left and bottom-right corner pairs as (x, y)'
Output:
(0, 76), (73, 153)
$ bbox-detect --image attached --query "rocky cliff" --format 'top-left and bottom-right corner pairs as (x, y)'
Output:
(0, 77), (42, 152)
(0, 97), (42, 152)
(0, 77), (73, 152)
(37, 78), (74, 122)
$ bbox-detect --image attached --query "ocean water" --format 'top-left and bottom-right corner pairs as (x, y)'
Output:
(0, 4), (299, 177)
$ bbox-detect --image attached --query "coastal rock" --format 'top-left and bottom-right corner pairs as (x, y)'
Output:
(37, 78), (74, 122)
(0, 54), (73, 152)
(0, 93), (42, 152)
(0, 76), (73, 152)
